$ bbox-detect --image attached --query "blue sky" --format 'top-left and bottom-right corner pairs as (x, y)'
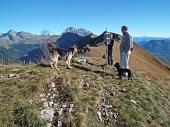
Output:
(0, 0), (170, 37)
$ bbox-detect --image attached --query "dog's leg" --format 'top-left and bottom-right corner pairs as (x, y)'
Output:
(51, 62), (55, 69)
(118, 72), (122, 80)
(68, 56), (72, 69)
(129, 71), (133, 81)
(54, 55), (59, 70)
(66, 58), (69, 68)
(127, 70), (131, 80)
(66, 54), (72, 69)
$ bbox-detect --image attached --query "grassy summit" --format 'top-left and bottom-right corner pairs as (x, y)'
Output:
(0, 57), (170, 127)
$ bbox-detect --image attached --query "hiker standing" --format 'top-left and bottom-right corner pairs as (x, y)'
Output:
(104, 32), (114, 66)
(120, 26), (133, 69)
(107, 33), (114, 65)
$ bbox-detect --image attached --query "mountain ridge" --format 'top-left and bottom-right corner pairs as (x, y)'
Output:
(134, 36), (170, 43)
(138, 40), (170, 64)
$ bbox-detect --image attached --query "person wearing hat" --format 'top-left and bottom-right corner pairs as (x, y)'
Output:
(120, 26), (133, 70)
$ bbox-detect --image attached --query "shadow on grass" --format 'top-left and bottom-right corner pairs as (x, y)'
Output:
(37, 63), (51, 68)
(72, 65), (91, 72)
(73, 64), (114, 77)
(87, 61), (107, 69)
(93, 70), (113, 77)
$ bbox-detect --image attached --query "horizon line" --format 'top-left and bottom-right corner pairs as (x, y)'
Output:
(0, 28), (170, 38)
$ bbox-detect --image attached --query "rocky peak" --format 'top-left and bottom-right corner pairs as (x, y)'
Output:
(63, 27), (92, 37)
(7, 30), (17, 35)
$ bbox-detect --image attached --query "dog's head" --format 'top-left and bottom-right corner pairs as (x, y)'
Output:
(72, 44), (78, 53)
(114, 62), (120, 68)
(47, 43), (54, 53)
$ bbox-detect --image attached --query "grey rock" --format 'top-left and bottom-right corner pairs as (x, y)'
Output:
(43, 101), (49, 108)
(51, 82), (55, 88)
(120, 88), (127, 93)
(110, 92), (116, 96)
(40, 109), (55, 121)
(130, 99), (137, 104)
(8, 73), (19, 78)
(49, 101), (54, 108)
(58, 108), (64, 116)
(83, 83), (90, 88)
(61, 104), (67, 108)
(97, 111), (103, 122)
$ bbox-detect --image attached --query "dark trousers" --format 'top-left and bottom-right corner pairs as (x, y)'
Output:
(107, 44), (113, 65)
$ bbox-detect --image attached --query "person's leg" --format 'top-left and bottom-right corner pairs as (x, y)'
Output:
(112, 47), (114, 66)
(124, 50), (131, 69)
(120, 52), (125, 68)
(105, 45), (109, 65)
(120, 52), (127, 76)
(108, 45), (113, 65)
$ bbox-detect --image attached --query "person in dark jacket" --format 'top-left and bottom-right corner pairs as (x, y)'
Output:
(107, 34), (114, 65)
(104, 32), (121, 66)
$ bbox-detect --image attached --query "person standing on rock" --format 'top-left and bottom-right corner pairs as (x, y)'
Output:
(120, 26), (133, 70)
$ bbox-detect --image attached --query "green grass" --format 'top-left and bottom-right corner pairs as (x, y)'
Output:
(0, 57), (170, 127)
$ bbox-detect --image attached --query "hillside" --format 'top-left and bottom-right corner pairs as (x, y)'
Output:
(141, 40), (170, 51)
(0, 58), (170, 127)
(84, 41), (170, 80)
(0, 30), (60, 64)
(139, 40), (170, 64)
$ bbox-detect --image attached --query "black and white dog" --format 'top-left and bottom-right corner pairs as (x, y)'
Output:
(47, 43), (78, 70)
(114, 62), (133, 80)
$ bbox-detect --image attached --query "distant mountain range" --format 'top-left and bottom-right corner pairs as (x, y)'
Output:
(23, 28), (107, 63)
(141, 40), (170, 51)
(134, 36), (170, 43)
(0, 27), (99, 64)
(1, 28), (170, 65)
(0, 30), (59, 64)
(0, 30), (59, 44)
(138, 40), (170, 64)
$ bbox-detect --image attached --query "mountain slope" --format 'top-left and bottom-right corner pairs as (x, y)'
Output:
(138, 40), (170, 64)
(141, 40), (170, 51)
(0, 30), (60, 64)
(84, 41), (170, 80)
